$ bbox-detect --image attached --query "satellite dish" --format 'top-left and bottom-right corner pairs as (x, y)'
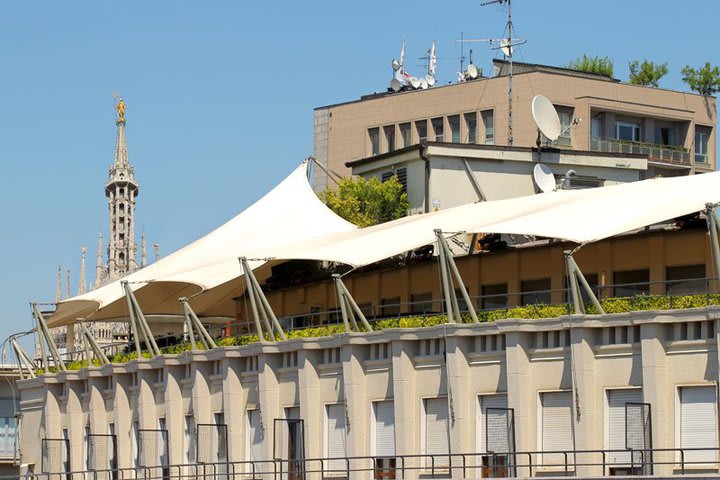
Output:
(467, 64), (478, 79)
(409, 77), (421, 89)
(533, 163), (557, 193)
(390, 78), (402, 92)
(531, 95), (562, 142)
(419, 78), (429, 89)
(500, 39), (513, 57)
(426, 75), (436, 86)
(392, 59), (401, 71)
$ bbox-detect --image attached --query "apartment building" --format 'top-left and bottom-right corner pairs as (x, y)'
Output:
(313, 59), (716, 192)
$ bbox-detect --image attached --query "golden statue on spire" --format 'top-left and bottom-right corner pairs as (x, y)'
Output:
(116, 97), (126, 123)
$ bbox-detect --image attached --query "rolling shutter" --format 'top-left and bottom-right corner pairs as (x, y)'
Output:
(607, 388), (643, 464)
(478, 394), (508, 452)
(247, 410), (263, 462)
(374, 401), (396, 457)
(425, 398), (449, 465)
(326, 404), (347, 471)
(680, 386), (718, 463)
(541, 392), (573, 464)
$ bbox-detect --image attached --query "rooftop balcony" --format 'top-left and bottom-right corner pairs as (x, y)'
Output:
(590, 137), (691, 166)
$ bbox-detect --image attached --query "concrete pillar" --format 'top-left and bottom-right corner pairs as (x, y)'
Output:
(569, 326), (599, 477)
(65, 381), (85, 472)
(445, 336), (472, 478)
(224, 358), (246, 463)
(342, 344), (368, 480)
(504, 331), (531, 477)
(258, 353), (281, 462)
(112, 373), (133, 469)
(165, 366), (184, 465)
(391, 340), (418, 479)
(640, 322), (670, 475)
(297, 350), (321, 469)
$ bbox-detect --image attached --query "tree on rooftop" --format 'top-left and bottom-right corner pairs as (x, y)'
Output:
(628, 60), (668, 87)
(681, 63), (720, 96)
(567, 54), (614, 77)
(320, 176), (409, 228)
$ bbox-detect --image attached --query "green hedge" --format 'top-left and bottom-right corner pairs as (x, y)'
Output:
(42, 293), (720, 372)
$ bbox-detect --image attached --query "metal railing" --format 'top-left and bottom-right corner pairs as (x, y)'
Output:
(590, 137), (691, 165)
(23, 446), (720, 480)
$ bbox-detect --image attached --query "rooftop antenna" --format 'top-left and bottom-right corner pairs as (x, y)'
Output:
(457, 0), (526, 145)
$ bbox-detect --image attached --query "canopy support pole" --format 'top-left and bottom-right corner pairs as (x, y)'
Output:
(122, 281), (161, 358)
(180, 298), (217, 350)
(435, 230), (479, 324)
(333, 274), (373, 333)
(239, 257), (287, 342)
(563, 251), (604, 315)
(461, 158), (486, 202)
(33, 303), (66, 372)
(77, 319), (110, 366)
(12, 338), (36, 380)
(705, 204), (720, 292)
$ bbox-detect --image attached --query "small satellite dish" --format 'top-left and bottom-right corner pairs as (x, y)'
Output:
(426, 75), (436, 86)
(390, 78), (402, 92)
(531, 95), (562, 142)
(409, 77), (421, 89)
(533, 163), (557, 193)
(419, 78), (429, 89)
(392, 59), (401, 71)
(467, 64), (478, 79)
(500, 39), (513, 57)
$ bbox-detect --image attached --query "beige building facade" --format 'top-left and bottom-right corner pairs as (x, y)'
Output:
(313, 60), (716, 192)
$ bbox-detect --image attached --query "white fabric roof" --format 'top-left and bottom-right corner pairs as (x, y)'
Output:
(48, 165), (720, 327)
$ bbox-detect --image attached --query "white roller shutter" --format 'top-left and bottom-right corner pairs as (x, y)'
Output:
(478, 394), (509, 453)
(541, 392), (573, 465)
(680, 386), (718, 464)
(607, 388), (643, 464)
(374, 401), (396, 457)
(424, 398), (450, 465)
(247, 410), (263, 463)
(326, 404), (347, 472)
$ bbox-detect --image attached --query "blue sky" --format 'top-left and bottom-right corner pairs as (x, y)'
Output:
(0, 1), (717, 345)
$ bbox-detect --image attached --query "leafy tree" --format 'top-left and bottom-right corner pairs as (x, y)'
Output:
(567, 54), (614, 77)
(681, 63), (720, 96)
(320, 176), (409, 227)
(628, 60), (668, 87)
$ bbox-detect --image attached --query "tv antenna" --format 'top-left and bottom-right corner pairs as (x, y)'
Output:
(457, 0), (526, 146)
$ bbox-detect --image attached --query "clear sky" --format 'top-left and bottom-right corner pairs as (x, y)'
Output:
(0, 1), (717, 345)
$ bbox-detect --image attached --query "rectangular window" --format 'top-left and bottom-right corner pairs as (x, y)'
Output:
(410, 292), (434, 314)
(607, 389), (644, 465)
(381, 167), (407, 193)
(184, 415), (195, 464)
(591, 117), (603, 140)
(380, 297), (401, 317)
(132, 420), (140, 468)
(613, 269), (650, 297)
(540, 392), (573, 465)
(654, 126), (674, 146)
(615, 121), (641, 142)
(667, 264), (706, 296)
(369, 127), (380, 155)
(557, 110), (573, 147)
(478, 394), (509, 453)
(432, 117), (444, 142)
(214, 412), (227, 463)
(400, 122), (412, 147)
(481, 283), (508, 310)
(482, 110), (494, 145)
(384, 125), (396, 153)
(448, 115), (461, 143)
(247, 410), (263, 465)
(521, 278), (551, 306)
(465, 112), (477, 144)
(679, 386), (718, 464)
(696, 127), (710, 164)
(373, 401), (396, 457)
(416, 120), (428, 143)
(325, 404), (347, 472)
(424, 398), (449, 465)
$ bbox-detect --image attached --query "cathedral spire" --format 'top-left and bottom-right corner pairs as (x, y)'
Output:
(114, 98), (130, 169)
(56, 265), (62, 303)
(95, 232), (103, 288)
(65, 268), (71, 300)
(78, 246), (87, 295)
(141, 229), (147, 268)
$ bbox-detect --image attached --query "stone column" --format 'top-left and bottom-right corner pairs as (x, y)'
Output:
(445, 336), (472, 479)
(391, 340), (418, 479)
(297, 349), (321, 477)
(224, 358), (246, 463)
(342, 344), (368, 480)
(505, 331), (531, 477)
(640, 322), (670, 475)
(258, 353), (281, 462)
(164, 366), (184, 465)
(569, 325), (599, 477)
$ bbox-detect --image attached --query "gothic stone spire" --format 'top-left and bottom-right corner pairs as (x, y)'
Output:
(78, 245), (87, 295)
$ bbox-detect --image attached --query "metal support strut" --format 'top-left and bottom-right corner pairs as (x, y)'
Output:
(435, 229), (479, 324)
(180, 298), (217, 350)
(122, 281), (161, 358)
(333, 274), (373, 333)
(12, 338), (37, 380)
(32, 303), (66, 373)
(564, 250), (605, 315)
(706, 203), (720, 290)
(239, 257), (287, 342)
(76, 319), (110, 366)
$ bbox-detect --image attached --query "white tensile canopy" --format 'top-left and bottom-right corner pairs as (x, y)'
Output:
(48, 163), (720, 327)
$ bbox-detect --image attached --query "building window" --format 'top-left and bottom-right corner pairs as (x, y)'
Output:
(521, 278), (551, 306)
(380, 297), (401, 317)
(373, 400), (396, 457)
(432, 117), (444, 142)
(482, 110), (494, 145)
(606, 389), (644, 467)
(184, 414), (195, 464)
(654, 126), (674, 146)
(557, 109), (573, 147)
(410, 292), (434, 314)
(423, 398), (449, 465)
(465, 112), (477, 144)
(667, 264), (706, 295)
(416, 120), (428, 143)
(381, 167), (407, 193)
(615, 121), (641, 142)
(384, 125), (396, 152)
(540, 392), (573, 465)
(246, 410), (263, 467)
(448, 115), (461, 143)
(477, 394), (509, 453)
(325, 404), (348, 472)
(695, 127), (710, 164)
(613, 269), (649, 297)
(369, 127), (380, 155)
(679, 386), (718, 464)
(481, 283), (508, 310)
(400, 122), (412, 147)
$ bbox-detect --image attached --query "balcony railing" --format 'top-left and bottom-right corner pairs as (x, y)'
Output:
(590, 137), (691, 166)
